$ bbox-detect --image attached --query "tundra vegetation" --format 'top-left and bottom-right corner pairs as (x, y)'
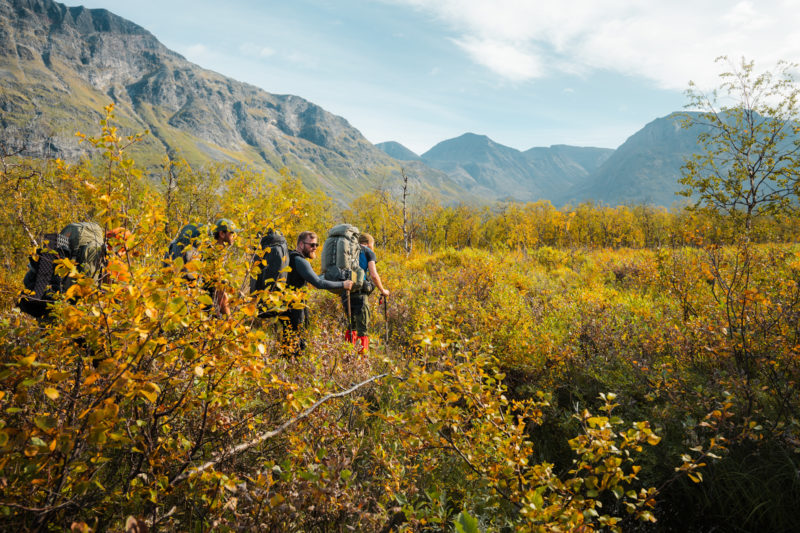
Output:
(1, 59), (799, 532)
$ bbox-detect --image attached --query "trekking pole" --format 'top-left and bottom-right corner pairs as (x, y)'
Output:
(346, 289), (353, 341)
(380, 294), (388, 351)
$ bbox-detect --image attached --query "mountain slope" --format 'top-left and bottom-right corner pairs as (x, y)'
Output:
(561, 113), (703, 206)
(422, 133), (613, 202)
(0, 0), (465, 201)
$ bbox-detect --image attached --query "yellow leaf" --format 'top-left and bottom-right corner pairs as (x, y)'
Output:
(44, 388), (60, 400)
(646, 434), (661, 446)
(139, 389), (158, 403)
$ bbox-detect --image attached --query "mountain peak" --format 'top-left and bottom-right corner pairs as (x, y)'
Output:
(0, 0), (470, 203)
(375, 141), (420, 161)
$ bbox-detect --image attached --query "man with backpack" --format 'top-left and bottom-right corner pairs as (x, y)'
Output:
(342, 232), (389, 354)
(204, 219), (240, 317)
(164, 223), (202, 282)
(283, 231), (353, 354)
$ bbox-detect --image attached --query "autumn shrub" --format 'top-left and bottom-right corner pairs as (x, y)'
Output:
(6, 103), (800, 530)
(378, 240), (800, 529)
(0, 108), (675, 533)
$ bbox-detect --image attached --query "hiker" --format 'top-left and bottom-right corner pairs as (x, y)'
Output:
(204, 218), (240, 317)
(164, 223), (202, 282)
(17, 221), (106, 321)
(283, 231), (353, 353)
(342, 232), (389, 353)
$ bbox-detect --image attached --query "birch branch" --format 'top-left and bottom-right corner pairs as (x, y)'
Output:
(172, 372), (388, 484)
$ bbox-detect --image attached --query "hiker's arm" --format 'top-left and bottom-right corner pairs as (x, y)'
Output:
(367, 260), (389, 297)
(294, 256), (347, 291)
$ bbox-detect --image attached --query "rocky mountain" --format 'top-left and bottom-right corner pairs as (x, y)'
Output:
(0, 0), (464, 201)
(560, 113), (704, 207)
(375, 141), (420, 161)
(3, 0), (773, 208)
(420, 133), (613, 202)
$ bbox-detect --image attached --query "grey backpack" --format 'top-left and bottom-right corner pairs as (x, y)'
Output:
(320, 224), (366, 293)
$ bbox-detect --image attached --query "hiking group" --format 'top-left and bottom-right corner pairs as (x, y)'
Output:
(18, 219), (388, 356)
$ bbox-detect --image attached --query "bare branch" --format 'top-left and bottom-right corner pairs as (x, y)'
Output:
(171, 372), (389, 484)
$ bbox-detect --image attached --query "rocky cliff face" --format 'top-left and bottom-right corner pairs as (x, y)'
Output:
(0, 0), (460, 200)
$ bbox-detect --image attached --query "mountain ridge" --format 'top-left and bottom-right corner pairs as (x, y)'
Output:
(1, 0), (748, 208)
(0, 0), (469, 202)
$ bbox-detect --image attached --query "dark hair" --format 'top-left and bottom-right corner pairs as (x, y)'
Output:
(297, 231), (317, 246)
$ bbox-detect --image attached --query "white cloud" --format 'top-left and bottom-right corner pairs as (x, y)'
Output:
(387, 0), (800, 90)
(239, 43), (276, 58)
(453, 37), (543, 81)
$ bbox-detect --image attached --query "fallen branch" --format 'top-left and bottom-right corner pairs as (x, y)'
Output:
(172, 372), (389, 484)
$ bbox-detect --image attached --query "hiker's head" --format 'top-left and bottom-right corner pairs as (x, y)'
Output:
(297, 231), (319, 259)
(359, 232), (375, 248)
(213, 219), (239, 245)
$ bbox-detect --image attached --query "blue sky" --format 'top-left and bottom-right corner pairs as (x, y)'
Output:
(71, 0), (798, 154)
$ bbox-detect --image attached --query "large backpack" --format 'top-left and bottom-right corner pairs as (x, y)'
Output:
(165, 223), (201, 264)
(320, 224), (366, 294)
(250, 229), (290, 300)
(17, 221), (105, 319)
(250, 229), (289, 318)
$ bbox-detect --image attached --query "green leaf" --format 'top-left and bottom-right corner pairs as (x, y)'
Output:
(34, 415), (57, 431)
(454, 511), (480, 533)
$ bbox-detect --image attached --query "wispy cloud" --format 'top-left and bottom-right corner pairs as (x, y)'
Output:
(388, 0), (800, 89)
(239, 43), (276, 58)
(452, 37), (543, 81)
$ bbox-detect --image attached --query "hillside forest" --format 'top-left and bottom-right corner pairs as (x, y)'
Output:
(1, 59), (800, 532)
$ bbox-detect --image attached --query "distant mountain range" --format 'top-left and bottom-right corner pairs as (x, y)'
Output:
(417, 135), (614, 203)
(0, 0), (731, 207)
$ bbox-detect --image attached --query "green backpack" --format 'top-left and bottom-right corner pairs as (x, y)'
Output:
(320, 224), (366, 294)
(18, 221), (106, 319)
